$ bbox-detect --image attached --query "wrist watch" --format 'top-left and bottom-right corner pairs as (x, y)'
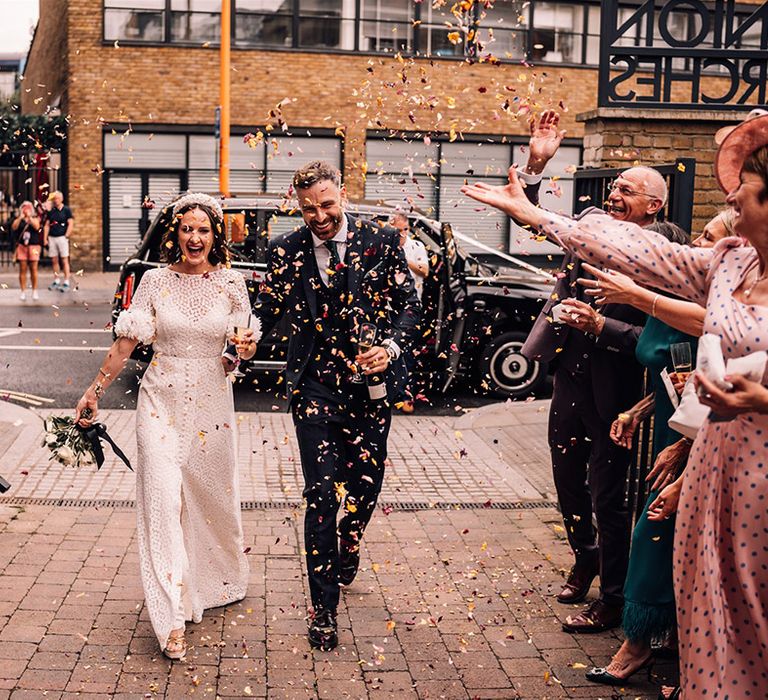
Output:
(381, 339), (398, 362)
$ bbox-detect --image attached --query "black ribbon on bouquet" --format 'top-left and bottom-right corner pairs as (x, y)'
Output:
(79, 423), (133, 471)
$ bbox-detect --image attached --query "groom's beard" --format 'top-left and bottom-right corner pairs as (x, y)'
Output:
(308, 212), (344, 239)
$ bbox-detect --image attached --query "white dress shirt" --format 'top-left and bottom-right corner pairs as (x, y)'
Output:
(311, 214), (349, 286)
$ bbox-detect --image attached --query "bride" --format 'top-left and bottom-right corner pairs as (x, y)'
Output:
(76, 193), (258, 659)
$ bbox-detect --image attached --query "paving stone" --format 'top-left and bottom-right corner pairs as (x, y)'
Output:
(0, 402), (681, 697)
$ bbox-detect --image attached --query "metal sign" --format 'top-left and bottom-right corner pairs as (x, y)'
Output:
(599, 0), (768, 110)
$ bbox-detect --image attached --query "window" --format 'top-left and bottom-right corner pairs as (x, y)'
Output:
(104, 0), (165, 42)
(105, 129), (340, 196)
(236, 0), (292, 47)
(421, 3), (466, 58)
(364, 134), (581, 255)
(298, 0), (344, 49)
(266, 135), (341, 191)
(440, 142), (510, 251)
(479, 1), (528, 61)
(361, 0), (414, 54)
(104, 0), (684, 70)
(365, 139), (439, 215)
(532, 3), (584, 64)
(104, 133), (187, 169)
(170, 0), (221, 43)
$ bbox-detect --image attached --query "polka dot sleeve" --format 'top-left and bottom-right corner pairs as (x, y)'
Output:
(540, 211), (714, 306)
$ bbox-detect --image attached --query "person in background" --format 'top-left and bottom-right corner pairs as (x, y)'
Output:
(43, 191), (74, 292)
(390, 212), (429, 414)
(11, 201), (42, 301)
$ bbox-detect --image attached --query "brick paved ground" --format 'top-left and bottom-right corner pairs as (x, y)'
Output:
(0, 504), (677, 700)
(0, 399), (679, 699)
(2, 410), (542, 505)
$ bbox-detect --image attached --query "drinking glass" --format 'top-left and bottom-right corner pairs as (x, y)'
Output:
(670, 342), (692, 381)
(351, 322), (377, 384)
(229, 311), (252, 379)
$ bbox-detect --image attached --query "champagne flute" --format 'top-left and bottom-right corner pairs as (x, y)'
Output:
(670, 342), (692, 383)
(229, 311), (252, 379)
(351, 322), (377, 384)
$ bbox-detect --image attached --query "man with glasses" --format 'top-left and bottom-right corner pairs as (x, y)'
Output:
(515, 111), (666, 634)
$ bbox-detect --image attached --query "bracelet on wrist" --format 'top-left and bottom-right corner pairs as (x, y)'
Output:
(651, 293), (660, 318)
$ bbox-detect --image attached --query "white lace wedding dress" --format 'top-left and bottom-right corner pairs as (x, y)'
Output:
(115, 266), (252, 649)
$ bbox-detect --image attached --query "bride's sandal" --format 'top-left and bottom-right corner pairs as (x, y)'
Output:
(163, 630), (187, 660)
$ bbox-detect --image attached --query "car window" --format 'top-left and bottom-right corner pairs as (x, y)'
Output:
(225, 208), (305, 265)
(410, 220), (442, 255)
(145, 209), (174, 263)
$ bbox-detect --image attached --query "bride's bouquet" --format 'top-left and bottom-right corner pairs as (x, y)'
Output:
(42, 414), (96, 468)
(42, 410), (133, 471)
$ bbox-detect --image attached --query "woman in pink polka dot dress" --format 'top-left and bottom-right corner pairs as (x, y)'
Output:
(463, 118), (768, 699)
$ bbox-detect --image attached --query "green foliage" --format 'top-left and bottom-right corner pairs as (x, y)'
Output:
(42, 415), (96, 468)
(0, 113), (67, 152)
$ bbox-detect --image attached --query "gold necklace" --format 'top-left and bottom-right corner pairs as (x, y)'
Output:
(744, 264), (768, 299)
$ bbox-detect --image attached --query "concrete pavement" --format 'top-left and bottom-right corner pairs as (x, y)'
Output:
(0, 270), (120, 307)
(0, 397), (678, 698)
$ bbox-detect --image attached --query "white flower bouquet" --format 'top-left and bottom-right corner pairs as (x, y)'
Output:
(42, 415), (96, 468)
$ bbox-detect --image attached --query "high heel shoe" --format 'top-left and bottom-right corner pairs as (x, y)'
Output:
(657, 687), (681, 700)
(585, 654), (654, 685)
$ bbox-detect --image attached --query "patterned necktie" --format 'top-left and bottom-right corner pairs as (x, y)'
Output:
(324, 240), (342, 286)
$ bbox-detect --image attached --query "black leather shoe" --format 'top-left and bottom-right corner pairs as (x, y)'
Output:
(556, 561), (598, 604)
(308, 607), (338, 651)
(562, 599), (623, 633)
(339, 539), (360, 587)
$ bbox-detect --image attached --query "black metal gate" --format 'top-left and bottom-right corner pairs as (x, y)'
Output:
(572, 159), (696, 522)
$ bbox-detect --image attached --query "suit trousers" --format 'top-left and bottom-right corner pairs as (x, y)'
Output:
(548, 366), (632, 606)
(292, 382), (391, 610)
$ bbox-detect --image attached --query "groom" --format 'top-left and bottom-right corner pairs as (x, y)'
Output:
(248, 160), (421, 650)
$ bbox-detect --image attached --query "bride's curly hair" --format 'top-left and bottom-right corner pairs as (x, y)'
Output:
(161, 202), (230, 266)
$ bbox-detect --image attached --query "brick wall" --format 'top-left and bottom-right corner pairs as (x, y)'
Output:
(20, 0), (767, 268)
(21, 0), (608, 268)
(20, 0), (69, 114)
(578, 108), (746, 236)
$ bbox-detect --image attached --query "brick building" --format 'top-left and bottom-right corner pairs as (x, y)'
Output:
(21, 0), (766, 270)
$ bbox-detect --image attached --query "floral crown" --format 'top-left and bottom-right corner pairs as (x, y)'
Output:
(171, 193), (224, 220)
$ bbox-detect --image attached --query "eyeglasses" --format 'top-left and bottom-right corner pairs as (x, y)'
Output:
(608, 181), (658, 199)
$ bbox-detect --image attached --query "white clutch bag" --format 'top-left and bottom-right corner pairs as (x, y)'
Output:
(667, 376), (709, 440)
(667, 335), (768, 440)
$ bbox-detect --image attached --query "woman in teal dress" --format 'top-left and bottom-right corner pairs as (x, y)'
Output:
(581, 213), (734, 685)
